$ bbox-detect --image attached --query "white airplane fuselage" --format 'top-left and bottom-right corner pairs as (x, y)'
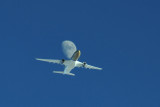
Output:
(62, 50), (81, 74)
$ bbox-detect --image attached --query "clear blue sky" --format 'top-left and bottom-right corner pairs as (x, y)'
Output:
(0, 0), (160, 107)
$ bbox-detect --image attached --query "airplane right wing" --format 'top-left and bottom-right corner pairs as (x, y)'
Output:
(36, 58), (62, 64)
(75, 61), (102, 70)
(84, 64), (102, 70)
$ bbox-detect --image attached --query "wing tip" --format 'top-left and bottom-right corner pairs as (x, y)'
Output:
(35, 58), (41, 61)
(98, 68), (103, 70)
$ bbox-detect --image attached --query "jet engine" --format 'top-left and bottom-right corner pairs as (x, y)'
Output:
(83, 62), (86, 67)
(61, 59), (65, 64)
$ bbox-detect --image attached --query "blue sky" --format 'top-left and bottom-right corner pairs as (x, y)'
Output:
(0, 0), (160, 107)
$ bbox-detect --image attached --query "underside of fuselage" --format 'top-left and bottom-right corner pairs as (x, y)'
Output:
(61, 50), (81, 64)
(57, 50), (80, 76)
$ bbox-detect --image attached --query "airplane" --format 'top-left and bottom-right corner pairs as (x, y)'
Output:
(36, 50), (102, 76)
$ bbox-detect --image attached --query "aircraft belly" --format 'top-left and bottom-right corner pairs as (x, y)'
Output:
(64, 60), (75, 74)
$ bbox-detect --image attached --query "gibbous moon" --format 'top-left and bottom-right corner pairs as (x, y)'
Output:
(62, 40), (77, 59)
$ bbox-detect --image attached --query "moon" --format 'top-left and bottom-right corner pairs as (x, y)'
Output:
(62, 40), (77, 59)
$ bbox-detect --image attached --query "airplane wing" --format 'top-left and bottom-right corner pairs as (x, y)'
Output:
(75, 61), (102, 70)
(36, 58), (62, 64)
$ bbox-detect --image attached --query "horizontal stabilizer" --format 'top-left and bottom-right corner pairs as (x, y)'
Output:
(53, 71), (64, 74)
(53, 71), (75, 76)
(66, 73), (75, 76)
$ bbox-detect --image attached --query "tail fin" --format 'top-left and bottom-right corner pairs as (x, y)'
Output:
(53, 71), (75, 76)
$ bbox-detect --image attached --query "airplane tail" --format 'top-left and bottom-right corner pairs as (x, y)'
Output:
(53, 71), (75, 76)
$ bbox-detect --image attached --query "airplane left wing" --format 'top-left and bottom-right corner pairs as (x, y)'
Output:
(36, 58), (62, 64)
(75, 61), (102, 70)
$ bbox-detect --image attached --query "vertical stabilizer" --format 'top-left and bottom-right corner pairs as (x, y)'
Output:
(71, 50), (81, 61)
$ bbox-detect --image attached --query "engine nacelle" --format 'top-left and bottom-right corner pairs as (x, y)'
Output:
(61, 59), (65, 64)
(83, 62), (86, 67)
